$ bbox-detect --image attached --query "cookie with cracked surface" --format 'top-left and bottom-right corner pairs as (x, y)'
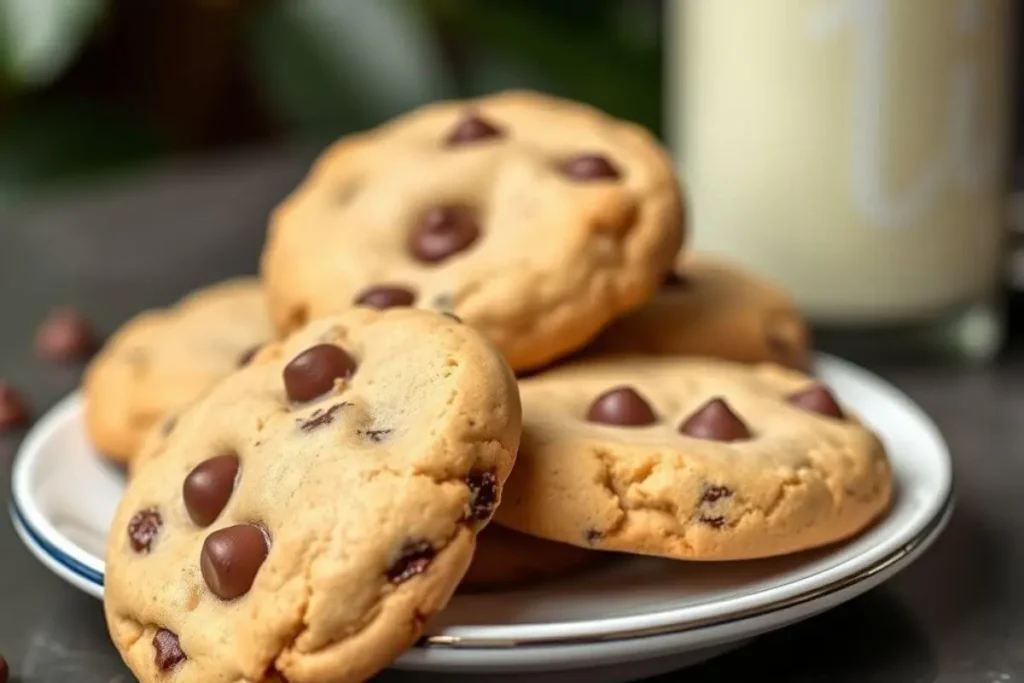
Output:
(104, 308), (521, 683)
(261, 90), (684, 372)
(495, 357), (891, 561)
(84, 279), (272, 464)
(460, 524), (600, 592)
(587, 255), (811, 370)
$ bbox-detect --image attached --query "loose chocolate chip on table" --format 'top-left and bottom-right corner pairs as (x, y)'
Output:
(355, 286), (417, 309)
(183, 455), (240, 527)
(408, 206), (480, 263)
(387, 540), (436, 584)
(445, 114), (504, 146)
(299, 402), (350, 432)
(238, 345), (261, 367)
(680, 398), (751, 442)
(586, 386), (657, 426)
(700, 484), (733, 504)
(35, 308), (98, 361)
(201, 524), (270, 600)
(561, 153), (621, 181)
(283, 344), (357, 403)
(788, 384), (844, 418)
(465, 469), (498, 522)
(0, 382), (30, 431)
(153, 628), (186, 671)
(127, 508), (162, 553)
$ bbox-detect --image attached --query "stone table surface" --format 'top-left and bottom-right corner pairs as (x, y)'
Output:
(0, 147), (1020, 683)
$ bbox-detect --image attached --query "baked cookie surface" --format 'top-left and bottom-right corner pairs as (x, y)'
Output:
(104, 308), (521, 683)
(261, 90), (684, 372)
(84, 279), (271, 463)
(587, 255), (810, 369)
(496, 357), (891, 561)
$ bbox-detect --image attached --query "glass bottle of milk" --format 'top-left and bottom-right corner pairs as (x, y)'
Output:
(669, 0), (1014, 363)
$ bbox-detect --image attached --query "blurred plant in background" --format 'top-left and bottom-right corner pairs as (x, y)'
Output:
(0, 0), (662, 204)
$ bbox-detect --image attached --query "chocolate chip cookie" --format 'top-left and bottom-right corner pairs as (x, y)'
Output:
(261, 90), (684, 372)
(587, 255), (811, 369)
(460, 525), (600, 592)
(105, 308), (522, 683)
(496, 357), (891, 560)
(84, 279), (271, 463)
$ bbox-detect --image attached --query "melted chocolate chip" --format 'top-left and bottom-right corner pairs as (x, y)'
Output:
(201, 524), (270, 600)
(0, 382), (30, 431)
(355, 286), (417, 309)
(586, 387), (657, 426)
(238, 345), (260, 367)
(387, 540), (435, 584)
(299, 402), (350, 432)
(128, 508), (162, 553)
(445, 114), (503, 146)
(283, 344), (357, 403)
(465, 469), (498, 522)
(35, 308), (97, 361)
(699, 514), (726, 529)
(153, 629), (186, 671)
(360, 428), (392, 443)
(700, 484), (733, 504)
(679, 398), (751, 442)
(183, 455), (240, 527)
(561, 154), (621, 181)
(584, 529), (603, 544)
(788, 384), (844, 419)
(408, 206), (480, 263)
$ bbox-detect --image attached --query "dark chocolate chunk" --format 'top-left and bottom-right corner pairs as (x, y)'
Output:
(35, 308), (98, 361)
(788, 384), (844, 419)
(0, 383), (30, 431)
(183, 455), (240, 527)
(465, 469), (498, 522)
(387, 540), (435, 584)
(445, 114), (503, 146)
(586, 387), (657, 426)
(355, 286), (416, 309)
(153, 629), (186, 671)
(283, 344), (357, 403)
(201, 524), (270, 600)
(679, 398), (751, 442)
(561, 153), (621, 181)
(408, 206), (480, 263)
(128, 508), (162, 553)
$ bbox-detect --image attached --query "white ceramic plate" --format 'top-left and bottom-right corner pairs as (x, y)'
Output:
(10, 354), (953, 683)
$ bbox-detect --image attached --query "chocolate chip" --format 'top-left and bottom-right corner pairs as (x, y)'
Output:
(680, 398), (751, 442)
(561, 154), (621, 181)
(299, 402), (349, 432)
(183, 455), (240, 527)
(584, 529), (603, 544)
(0, 654), (8, 683)
(355, 286), (416, 309)
(283, 344), (357, 403)
(788, 384), (844, 419)
(153, 628), (186, 671)
(663, 270), (689, 289)
(201, 524), (270, 600)
(359, 428), (392, 443)
(699, 514), (726, 529)
(35, 308), (97, 362)
(387, 540), (435, 584)
(128, 508), (162, 553)
(238, 345), (260, 367)
(445, 113), (503, 146)
(408, 206), (480, 263)
(0, 382), (30, 432)
(465, 469), (498, 522)
(586, 387), (657, 426)
(700, 484), (733, 504)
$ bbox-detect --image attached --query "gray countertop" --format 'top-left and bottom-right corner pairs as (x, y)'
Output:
(0, 148), (1020, 683)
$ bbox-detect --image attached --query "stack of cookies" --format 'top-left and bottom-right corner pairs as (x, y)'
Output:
(86, 91), (893, 683)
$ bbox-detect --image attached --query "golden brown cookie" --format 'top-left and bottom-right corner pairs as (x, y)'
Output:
(84, 279), (272, 463)
(460, 525), (600, 592)
(261, 90), (684, 372)
(587, 255), (811, 369)
(104, 308), (522, 683)
(496, 357), (892, 561)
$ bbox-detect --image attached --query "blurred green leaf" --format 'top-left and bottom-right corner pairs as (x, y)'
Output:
(0, 0), (105, 90)
(246, 0), (454, 138)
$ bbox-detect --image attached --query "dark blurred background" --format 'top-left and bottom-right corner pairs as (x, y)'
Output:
(0, 0), (662, 204)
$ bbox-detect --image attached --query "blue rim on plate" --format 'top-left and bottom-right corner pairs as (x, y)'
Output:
(10, 501), (105, 588)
